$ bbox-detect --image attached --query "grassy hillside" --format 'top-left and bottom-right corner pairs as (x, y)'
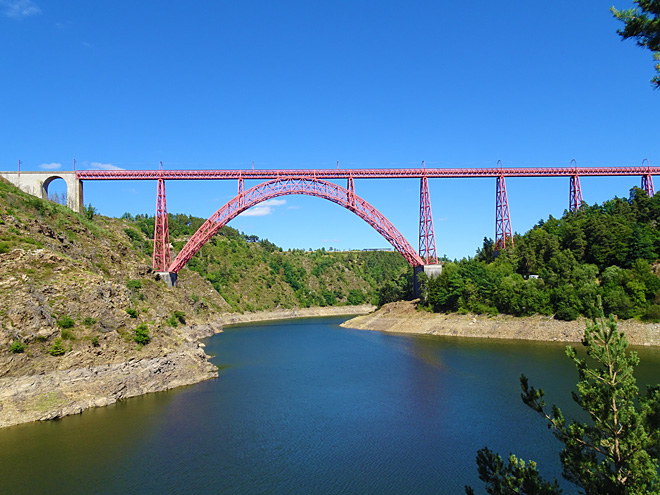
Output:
(124, 213), (412, 312)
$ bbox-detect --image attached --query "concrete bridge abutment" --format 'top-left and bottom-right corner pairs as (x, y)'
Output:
(0, 171), (83, 213)
(413, 263), (443, 299)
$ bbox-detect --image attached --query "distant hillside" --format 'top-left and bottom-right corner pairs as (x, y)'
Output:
(421, 187), (660, 321)
(124, 213), (412, 312)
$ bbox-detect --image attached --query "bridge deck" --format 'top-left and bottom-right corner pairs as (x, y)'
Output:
(75, 166), (660, 181)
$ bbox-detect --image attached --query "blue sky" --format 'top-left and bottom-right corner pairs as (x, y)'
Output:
(1, 0), (658, 260)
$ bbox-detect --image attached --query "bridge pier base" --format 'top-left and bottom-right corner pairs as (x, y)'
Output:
(413, 263), (443, 299)
(156, 272), (177, 287)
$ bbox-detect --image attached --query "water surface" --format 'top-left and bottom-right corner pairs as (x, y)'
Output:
(2, 316), (659, 494)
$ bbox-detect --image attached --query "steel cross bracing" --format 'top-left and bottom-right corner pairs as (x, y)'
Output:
(419, 176), (437, 264)
(569, 174), (583, 212)
(495, 175), (513, 250)
(76, 165), (660, 181)
(152, 176), (171, 271)
(168, 178), (424, 273)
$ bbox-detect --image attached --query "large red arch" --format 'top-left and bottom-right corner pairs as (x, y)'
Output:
(168, 177), (423, 273)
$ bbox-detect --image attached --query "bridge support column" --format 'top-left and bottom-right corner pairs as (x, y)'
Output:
(569, 174), (583, 211)
(495, 175), (513, 250)
(419, 174), (437, 264)
(152, 164), (171, 272)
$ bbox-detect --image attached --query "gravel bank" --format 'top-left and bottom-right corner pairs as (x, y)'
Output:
(340, 300), (660, 346)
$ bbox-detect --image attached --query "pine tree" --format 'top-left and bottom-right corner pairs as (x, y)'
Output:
(612, 0), (660, 89)
(466, 300), (660, 494)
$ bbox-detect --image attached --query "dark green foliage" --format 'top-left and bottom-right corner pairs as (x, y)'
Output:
(9, 341), (25, 353)
(467, 303), (660, 494)
(612, 0), (660, 89)
(82, 317), (97, 327)
(126, 280), (142, 290)
(56, 316), (75, 329)
(347, 289), (366, 305)
(166, 311), (186, 327)
(173, 311), (186, 324)
(465, 447), (561, 495)
(125, 308), (138, 318)
(426, 189), (660, 320)
(133, 323), (150, 345)
(83, 203), (97, 220)
(90, 336), (100, 347)
(124, 228), (142, 242)
(378, 267), (414, 306)
(48, 338), (66, 356)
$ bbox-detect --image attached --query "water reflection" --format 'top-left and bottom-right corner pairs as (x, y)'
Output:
(0, 317), (659, 495)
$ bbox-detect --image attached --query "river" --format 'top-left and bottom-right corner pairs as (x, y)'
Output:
(1, 315), (660, 494)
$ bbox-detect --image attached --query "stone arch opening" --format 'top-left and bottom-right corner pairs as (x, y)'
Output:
(42, 176), (68, 206)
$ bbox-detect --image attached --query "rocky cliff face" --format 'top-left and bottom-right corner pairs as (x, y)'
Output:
(0, 179), (232, 427)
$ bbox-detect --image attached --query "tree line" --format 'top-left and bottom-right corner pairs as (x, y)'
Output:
(420, 188), (660, 321)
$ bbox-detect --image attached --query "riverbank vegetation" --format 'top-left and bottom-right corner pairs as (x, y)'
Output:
(467, 303), (660, 494)
(420, 188), (660, 321)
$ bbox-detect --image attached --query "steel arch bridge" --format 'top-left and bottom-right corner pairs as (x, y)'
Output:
(168, 177), (424, 273)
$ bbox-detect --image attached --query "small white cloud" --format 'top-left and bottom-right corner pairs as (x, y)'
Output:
(39, 162), (62, 170)
(1, 0), (41, 19)
(286, 205), (300, 210)
(89, 162), (124, 170)
(239, 206), (273, 217)
(238, 198), (287, 217)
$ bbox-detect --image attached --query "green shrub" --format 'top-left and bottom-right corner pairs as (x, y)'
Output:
(127, 280), (142, 290)
(83, 317), (97, 327)
(126, 308), (138, 318)
(10, 341), (25, 353)
(61, 329), (75, 340)
(48, 338), (66, 356)
(642, 304), (660, 323)
(90, 336), (100, 347)
(124, 228), (142, 242)
(56, 316), (75, 329)
(173, 311), (186, 324)
(134, 323), (150, 345)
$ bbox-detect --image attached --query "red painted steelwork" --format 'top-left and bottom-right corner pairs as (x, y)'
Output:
(495, 175), (513, 250)
(168, 177), (424, 273)
(152, 175), (171, 271)
(642, 160), (655, 197)
(419, 175), (437, 264)
(76, 165), (660, 181)
(569, 175), (583, 211)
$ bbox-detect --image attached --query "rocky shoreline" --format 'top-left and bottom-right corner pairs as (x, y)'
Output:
(340, 300), (660, 346)
(220, 304), (376, 325)
(0, 306), (375, 429)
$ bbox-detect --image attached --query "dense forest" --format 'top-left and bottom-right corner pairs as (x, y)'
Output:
(420, 188), (660, 321)
(121, 212), (411, 312)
